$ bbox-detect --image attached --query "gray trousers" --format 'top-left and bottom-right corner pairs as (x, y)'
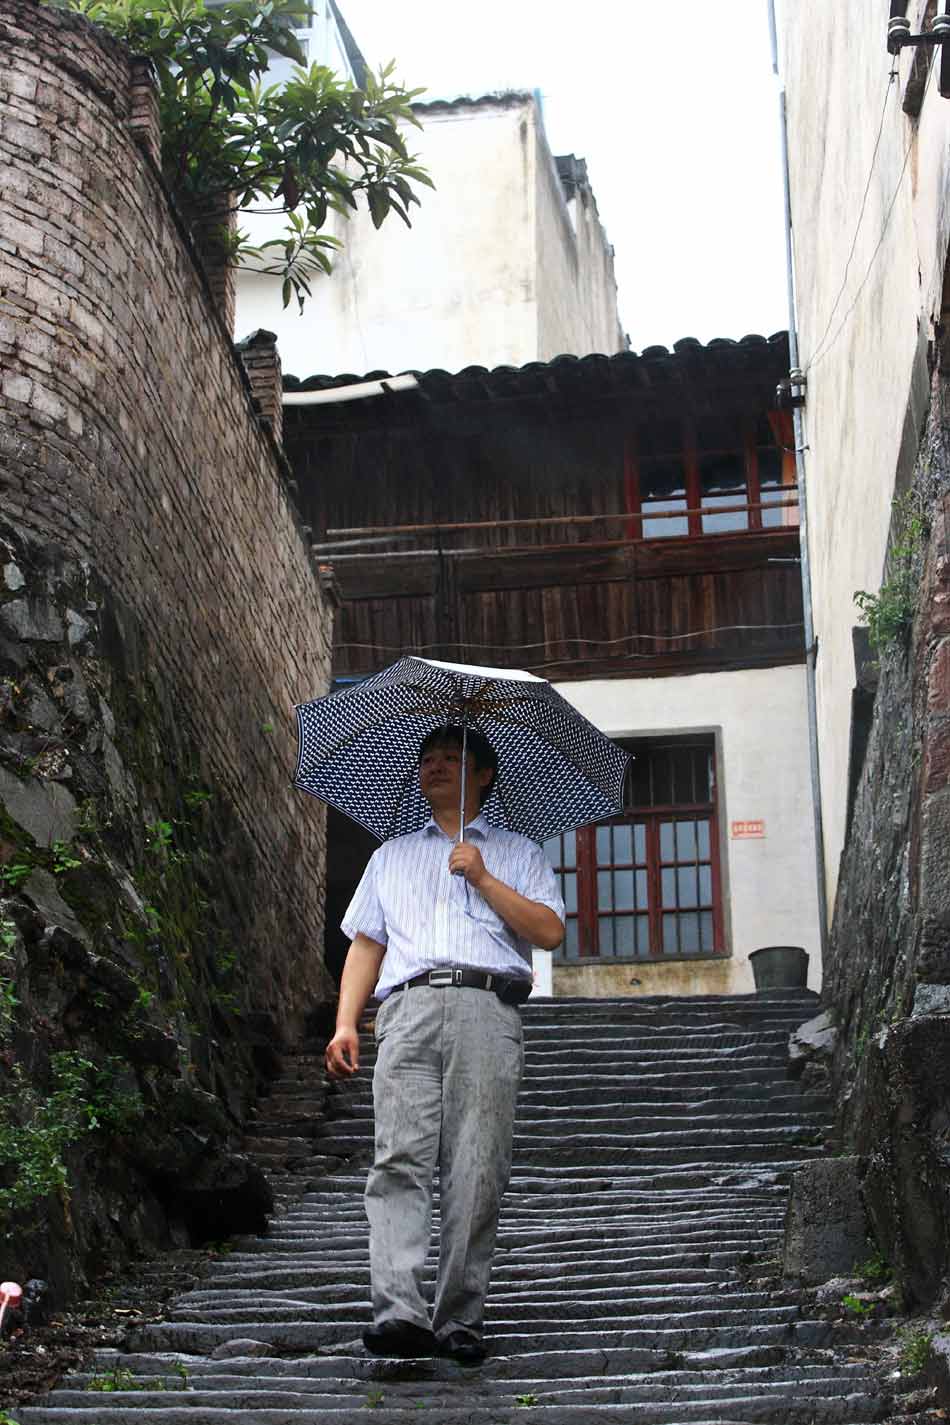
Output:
(365, 985), (524, 1340)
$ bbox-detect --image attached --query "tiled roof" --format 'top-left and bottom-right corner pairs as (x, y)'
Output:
(282, 333), (791, 404)
(411, 89), (535, 113)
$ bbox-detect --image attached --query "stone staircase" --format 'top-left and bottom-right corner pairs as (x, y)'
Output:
(15, 990), (898, 1423)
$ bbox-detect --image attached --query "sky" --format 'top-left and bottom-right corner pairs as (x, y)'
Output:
(339, 0), (790, 352)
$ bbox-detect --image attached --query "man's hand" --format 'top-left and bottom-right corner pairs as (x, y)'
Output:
(326, 1026), (360, 1077)
(448, 842), (488, 887)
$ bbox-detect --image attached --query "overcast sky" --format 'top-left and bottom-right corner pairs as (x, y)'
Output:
(339, 0), (789, 352)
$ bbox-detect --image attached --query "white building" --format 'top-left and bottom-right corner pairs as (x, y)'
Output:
(779, 0), (950, 911)
(234, 8), (624, 375)
(237, 91), (624, 377)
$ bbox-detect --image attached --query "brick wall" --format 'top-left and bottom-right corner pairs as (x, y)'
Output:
(0, 0), (334, 1022)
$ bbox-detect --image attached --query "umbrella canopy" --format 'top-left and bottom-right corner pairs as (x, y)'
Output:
(294, 656), (630, 843)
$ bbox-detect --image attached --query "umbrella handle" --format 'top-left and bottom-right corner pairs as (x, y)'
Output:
(458, 720), (467, 844)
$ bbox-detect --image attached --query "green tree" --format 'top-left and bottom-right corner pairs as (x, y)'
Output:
(47, 0), (433, 310)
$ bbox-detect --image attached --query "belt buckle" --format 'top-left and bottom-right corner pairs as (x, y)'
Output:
(428, 969), (453, 987)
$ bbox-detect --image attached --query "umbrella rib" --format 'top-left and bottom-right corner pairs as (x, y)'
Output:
(383, 756), (428, 841)
(462, 704), (628, 795)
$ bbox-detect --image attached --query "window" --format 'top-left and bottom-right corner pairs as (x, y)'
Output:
(700, 452), (747, 533)
(639, 457), (688, 538)
(544, 736), (724, 960)
(623, 416), (797, 540)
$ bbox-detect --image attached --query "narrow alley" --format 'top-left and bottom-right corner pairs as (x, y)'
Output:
(15, 992), (896, 1423)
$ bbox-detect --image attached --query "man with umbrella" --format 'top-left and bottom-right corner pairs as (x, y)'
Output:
(297, 657), (627, 1362)
(325, 723), (565, 1364)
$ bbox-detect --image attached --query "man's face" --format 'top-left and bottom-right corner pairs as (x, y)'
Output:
(419, 742), (492, 816)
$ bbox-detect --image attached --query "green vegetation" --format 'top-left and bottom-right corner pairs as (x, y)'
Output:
(46, 0), (432, 312)
(0, 835), (83, 887)
(858, 1250), (892, 1286)
(51, 840), (82, 874)
(0, 978), (18, 1038)
(145, 820), (174, 853)
(87, 1366), (155, 1392)
(0, 861), (31, 890)
(0, 1054), (145, 1214)
(841, 1292), (874, 1318)
(366, 1388), (385, 1408)
(899, 1326), (934, 1375)
(854, 489), (929, 650)
(515, 1395), (540, 1408)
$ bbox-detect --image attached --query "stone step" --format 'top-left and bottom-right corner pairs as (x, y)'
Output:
(127, 1317), (885, 1355)
(311, 1099), (830, 1123)
(193, 1254), (778, 1288)
(73, 1356), (877, 1390)
(10, 992), (896, 1425)
(27, 1376), (891, 1413)
(166, 1288), (782, 1318)
(15, 1390), (890, 1424)
(80, 1341), (858, 1383)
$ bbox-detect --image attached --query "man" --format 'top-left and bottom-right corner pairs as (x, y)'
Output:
(325, 725), (565, 1364)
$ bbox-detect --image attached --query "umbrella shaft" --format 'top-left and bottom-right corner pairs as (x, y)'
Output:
(459, 721), (467, 843)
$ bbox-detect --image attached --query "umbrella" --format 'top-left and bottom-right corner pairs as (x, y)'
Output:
(294, 656), (629, 844)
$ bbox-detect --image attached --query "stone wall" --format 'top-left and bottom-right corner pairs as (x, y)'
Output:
(0, 0), (333, 1026)
(827, 370), (950, 1310)
(0, 0), (334, 1299)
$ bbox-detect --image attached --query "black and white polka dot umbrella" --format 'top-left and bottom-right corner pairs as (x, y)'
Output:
(294, 656), (630, 843)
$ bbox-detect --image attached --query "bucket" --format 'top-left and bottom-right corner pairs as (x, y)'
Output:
(749, 945), (809, 991)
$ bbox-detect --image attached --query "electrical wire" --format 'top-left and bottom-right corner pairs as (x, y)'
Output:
(803, 68), (897, 371)
(334, 622), (805, 658)
(805, 55), (937, 374)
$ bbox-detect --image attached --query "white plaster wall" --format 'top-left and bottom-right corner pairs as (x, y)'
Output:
(534, 141), (624, 359)
(236, 100), (537, 377)
(781, 0), (950, 909)
(555, 664), (822, 993)
(234, 96), (624, 378)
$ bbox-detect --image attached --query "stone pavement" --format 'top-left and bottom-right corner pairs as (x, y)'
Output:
(15, 991), (901, 1423)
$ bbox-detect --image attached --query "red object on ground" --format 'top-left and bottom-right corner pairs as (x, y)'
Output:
(0, 1281), (23, 1333)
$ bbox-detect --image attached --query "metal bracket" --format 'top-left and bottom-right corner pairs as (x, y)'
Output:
(887, 12), (950, 56)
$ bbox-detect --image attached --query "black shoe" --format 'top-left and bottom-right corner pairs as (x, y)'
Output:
(362, 1319), (436, 1357)
(438, 1330), (487, 1365)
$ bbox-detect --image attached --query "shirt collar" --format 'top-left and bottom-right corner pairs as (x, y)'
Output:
(424, 813), (490, 839)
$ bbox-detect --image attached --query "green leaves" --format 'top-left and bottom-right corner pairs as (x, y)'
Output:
(44, 0), (432, 311)
(0, 1054), (145, 1213)
(241, 207), (342, 312)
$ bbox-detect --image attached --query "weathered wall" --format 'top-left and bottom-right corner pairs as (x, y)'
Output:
(0, 0), (333, 1028)
(781, 0), (950, 911)
(827, 372), (950, 1310)
(0, 0), (333, 1300)
(557, 664), (822, 995)
(235, 94), (624, 377)
(534, 148), (624, 362)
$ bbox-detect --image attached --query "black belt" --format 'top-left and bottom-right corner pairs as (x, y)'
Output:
(394, 967), (532, 1005)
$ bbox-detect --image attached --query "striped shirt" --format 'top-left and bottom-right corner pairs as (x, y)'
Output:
(341, 814), (566, 1001)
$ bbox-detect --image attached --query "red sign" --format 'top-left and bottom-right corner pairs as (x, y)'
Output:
(731, 820), (765, 839)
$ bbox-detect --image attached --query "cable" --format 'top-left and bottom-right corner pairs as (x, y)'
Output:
(805, 56), (937, 374)
(804, 68), (897, 371)
(334, 621), (805, 657)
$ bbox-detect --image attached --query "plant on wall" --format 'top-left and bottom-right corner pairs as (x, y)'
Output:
(854, 489), (929, 651)
(46, 0), (433, 311)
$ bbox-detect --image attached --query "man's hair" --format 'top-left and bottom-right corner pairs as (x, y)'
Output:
(418, 726), (498, 806)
